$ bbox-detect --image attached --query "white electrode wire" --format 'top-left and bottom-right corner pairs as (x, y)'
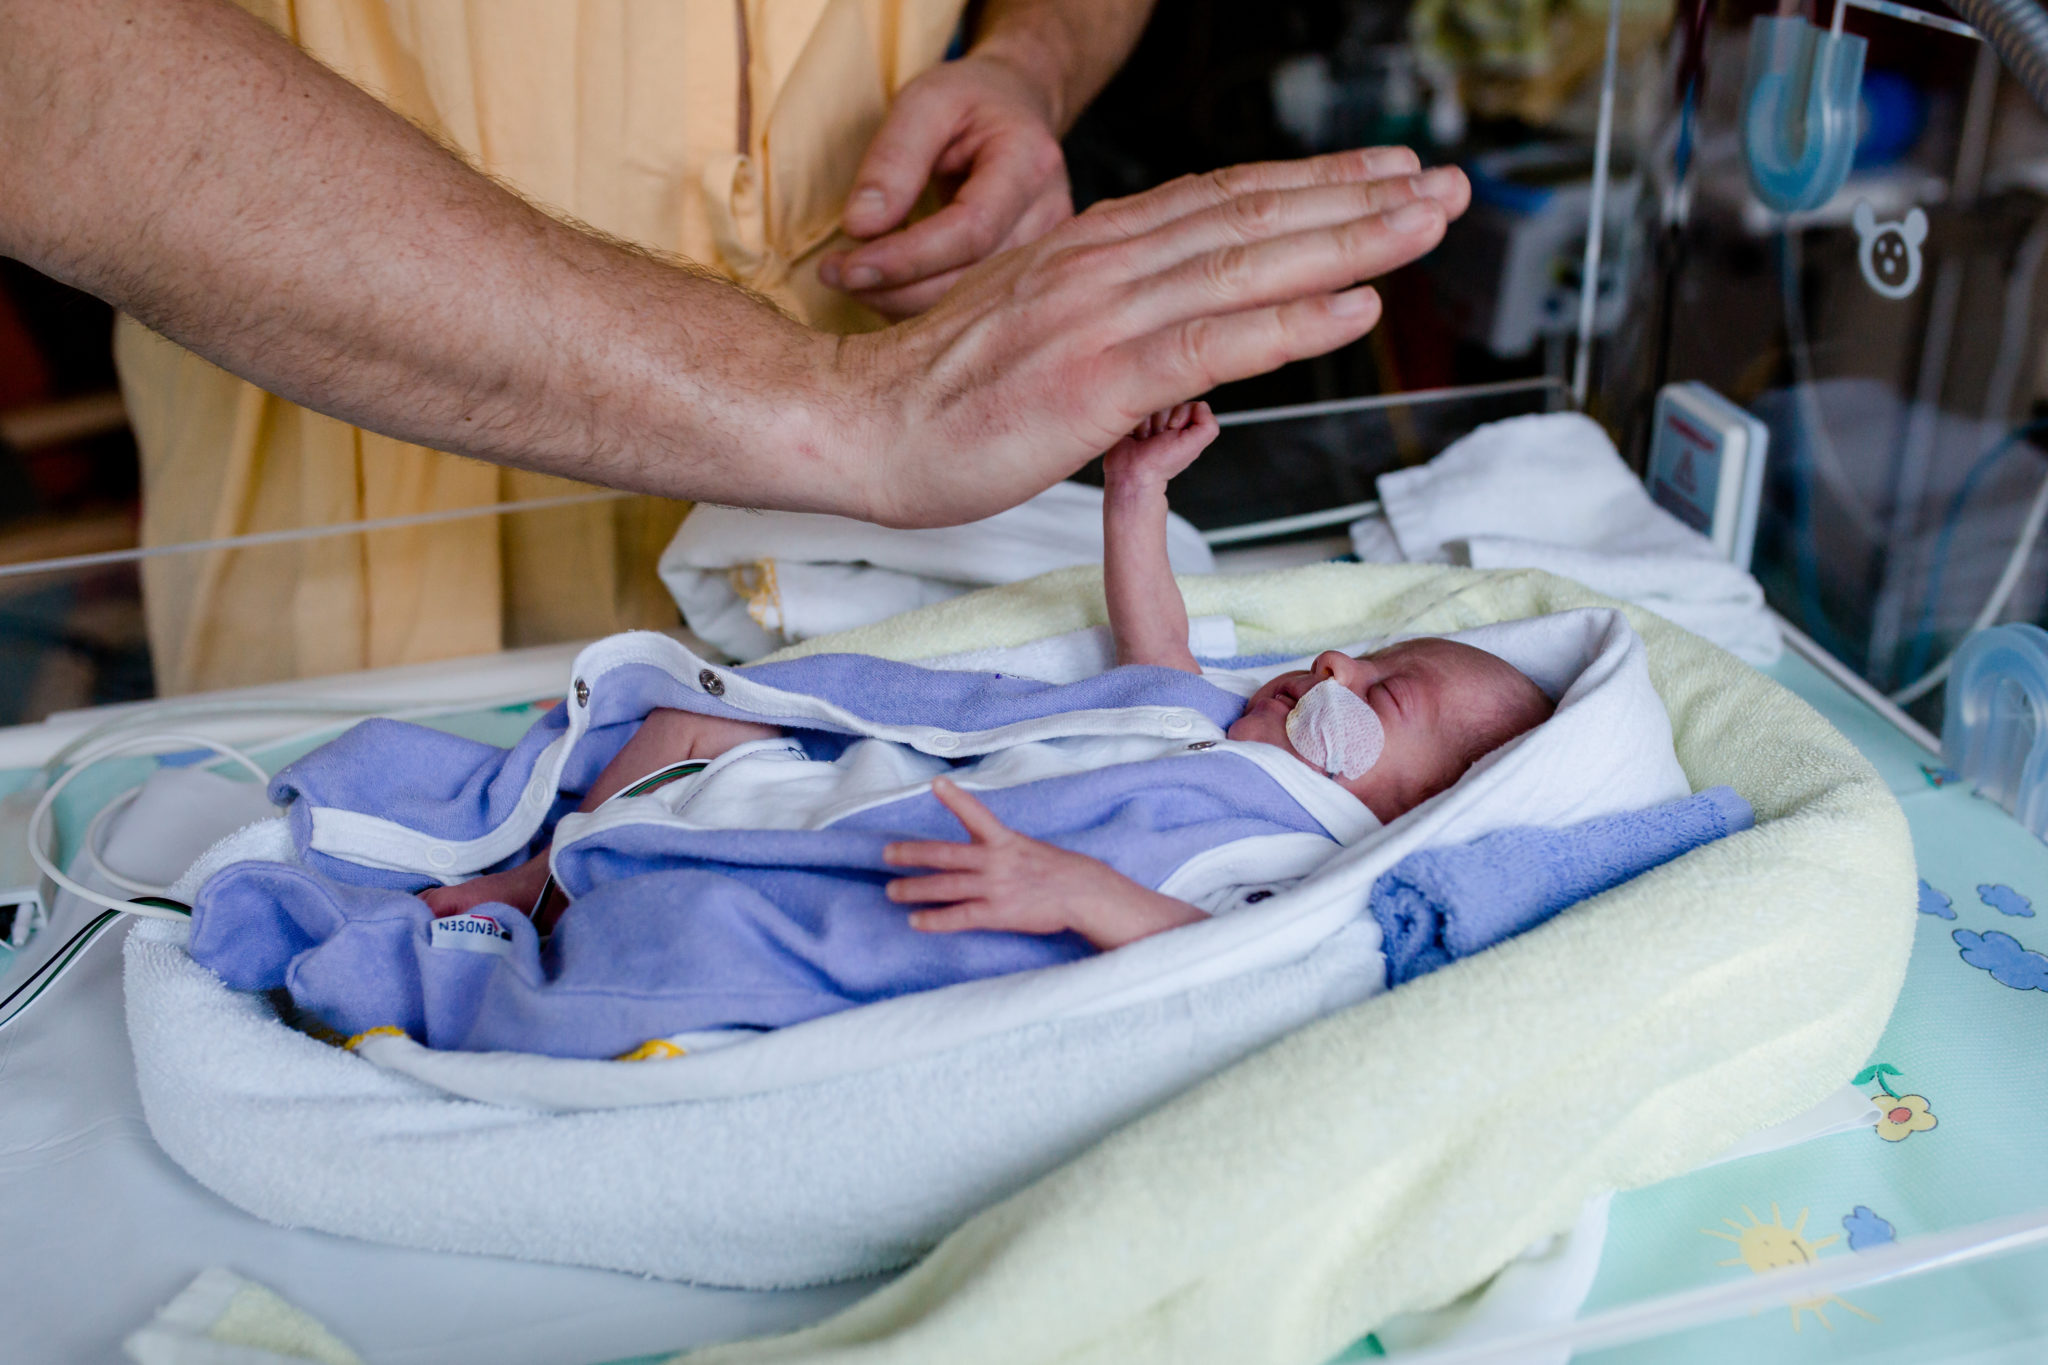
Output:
(1570, 0), (1624, 409)
(83, 788), (162, 897)
(0, 488), (632, 584)
(1782, 232), (1888, 541)
(1886, 211), (2048, 707)
(26, 733), (270, 920)
(1891, 465), (2048, 704)
(31, 685), (558, 789)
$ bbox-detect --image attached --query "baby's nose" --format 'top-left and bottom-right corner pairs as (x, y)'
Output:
(1310, 651), (1360, 685)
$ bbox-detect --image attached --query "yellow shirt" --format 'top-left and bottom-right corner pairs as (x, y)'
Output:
(117, 0), (964, 693)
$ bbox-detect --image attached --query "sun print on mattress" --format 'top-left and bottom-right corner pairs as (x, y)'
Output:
(1701, 1204), (1876, 1331)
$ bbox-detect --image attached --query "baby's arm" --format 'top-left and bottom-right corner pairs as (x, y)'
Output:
(1102, 402), (1219, 674)
(422, 707), (779, 919)
(884, 779), (1206, 950)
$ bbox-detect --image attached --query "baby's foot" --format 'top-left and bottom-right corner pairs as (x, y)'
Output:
(420, 857), (552, 919)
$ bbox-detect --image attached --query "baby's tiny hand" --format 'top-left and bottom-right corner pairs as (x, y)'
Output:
(1102, 401), (1218, 489)
(883, 778), (1205, 950)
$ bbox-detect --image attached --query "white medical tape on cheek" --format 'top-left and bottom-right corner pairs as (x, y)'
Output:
(1284, 679), (1385, 780)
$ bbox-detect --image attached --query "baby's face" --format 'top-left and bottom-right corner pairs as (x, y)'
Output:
(1227, 638), (1553, 823)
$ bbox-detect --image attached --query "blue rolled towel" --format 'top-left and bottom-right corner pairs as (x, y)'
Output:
(1371, 785), (1755, 987)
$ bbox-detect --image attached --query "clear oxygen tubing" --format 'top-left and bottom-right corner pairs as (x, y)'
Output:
(1889, 211), (2048, 706)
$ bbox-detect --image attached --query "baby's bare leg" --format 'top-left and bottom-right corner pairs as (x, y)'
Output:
(422, 707), (781, 919)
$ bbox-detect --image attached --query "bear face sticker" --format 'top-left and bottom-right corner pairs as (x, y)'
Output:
(1853, 200), (1927, 300)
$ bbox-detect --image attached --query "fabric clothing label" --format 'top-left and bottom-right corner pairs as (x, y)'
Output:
(430, 912), (514, 956)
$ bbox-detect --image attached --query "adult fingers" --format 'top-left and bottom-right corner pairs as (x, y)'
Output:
(930, 777), (1011, 842)
(1115, 197), (1446, 334)
(882, 839), (982, 870)
(838, 86), (960, 244)
(1111, 285), (1386, 409)
(834, 182), (1071, 318)
(1093, 167), (1465, 283)
(1066, 146), (1422, 245)
(833, 128), (1064, 292)
(886, 873), (983, 904)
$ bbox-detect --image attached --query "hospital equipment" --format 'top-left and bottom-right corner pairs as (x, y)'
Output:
(0, 379), (2027, 1362)
(1645, 381), (1769, 568)
(5, 2), (2048, 1357)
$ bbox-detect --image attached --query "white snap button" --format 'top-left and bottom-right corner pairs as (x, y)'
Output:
(929, 734), (959, 753)
(426, 845), (455, 869)
(1163, 714), (1193, 734)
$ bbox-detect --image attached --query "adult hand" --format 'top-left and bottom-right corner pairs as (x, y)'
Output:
(836, 146), (1472, 527)
(819, 54), (1073, 319)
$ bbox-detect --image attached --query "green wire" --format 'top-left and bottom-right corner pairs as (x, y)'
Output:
(0, 897), (190, 1031)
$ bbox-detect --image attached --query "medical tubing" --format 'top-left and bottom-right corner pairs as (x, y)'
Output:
(1892, 420), (2048, 689)
(1892, 428), (2048, 704)
(84, 788), (163, 897)
(1941, 0), (2048, 116)
(0, 909), (125, 1030)
(26, 733), (268, 921)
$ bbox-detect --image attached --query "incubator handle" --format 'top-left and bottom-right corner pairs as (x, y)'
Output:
(1942, 623), (2048, 843)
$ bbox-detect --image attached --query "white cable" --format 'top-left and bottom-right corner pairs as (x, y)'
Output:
(1570, 0), (1624, 409)
(1782, 232), (1889, 541)
(82, 788), (168, 898)
(26, 733), (271, 920)
(0, 488), (632, 584)
(1890, 459), (2048, 705)
(33, 686), (558, 790)
(1886, 212), (2048, 707)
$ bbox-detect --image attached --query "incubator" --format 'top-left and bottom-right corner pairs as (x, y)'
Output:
(5, 1), (2048, 1361)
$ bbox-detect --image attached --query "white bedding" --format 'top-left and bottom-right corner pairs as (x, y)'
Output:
(123, 607), (1686, 1290)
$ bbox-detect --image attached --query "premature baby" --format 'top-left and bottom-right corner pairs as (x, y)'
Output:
(423, 404), (1555, 952)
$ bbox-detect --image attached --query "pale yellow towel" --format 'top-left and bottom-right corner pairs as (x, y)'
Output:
(678, 562), (1914, 1365)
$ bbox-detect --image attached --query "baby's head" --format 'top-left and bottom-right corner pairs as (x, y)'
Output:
(1228, 638), (1554, 823)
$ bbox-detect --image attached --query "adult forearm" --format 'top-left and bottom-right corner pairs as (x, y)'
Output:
(0, 0), (843, 508)
(969, 0), (1157, 133)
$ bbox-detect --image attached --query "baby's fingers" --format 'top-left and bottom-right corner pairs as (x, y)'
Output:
(907, 902), (1003, 933)
(886, 873), (984, 904)
(883, 839), (981, 870)
(930, 777), (1012, 842)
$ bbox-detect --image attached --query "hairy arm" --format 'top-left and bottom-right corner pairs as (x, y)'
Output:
(970, 0), (1156, 137)
(1, 0), (1469, 526)
(0, 0), (847, 508)
(1102, 404), (1218, 672)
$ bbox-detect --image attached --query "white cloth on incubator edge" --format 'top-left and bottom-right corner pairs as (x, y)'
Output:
(659, 480), (1216, 661)
(1350, 413), (1784, 666)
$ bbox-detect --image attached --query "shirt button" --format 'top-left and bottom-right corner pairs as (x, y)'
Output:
(698, 668), (726, 697)
(426, 845), (455, 870)
(929, 734), (960, 753)
(1186, 740), (1217, 751)
(573, 678), (589, 707)
(1163, 714), (1193, 734)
